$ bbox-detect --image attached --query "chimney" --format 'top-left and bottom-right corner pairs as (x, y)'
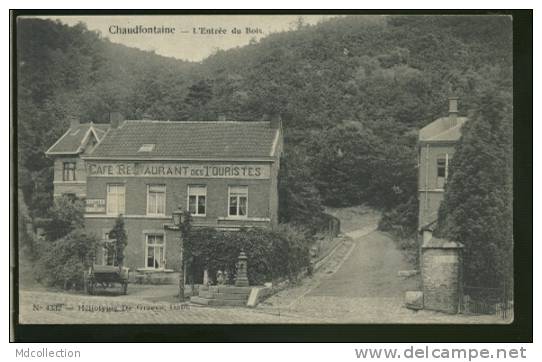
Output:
(109, 112), (124, 129)
(68, 116), (79, 129)
(270, 114), (282, 130)
(448, 96), (458, 127)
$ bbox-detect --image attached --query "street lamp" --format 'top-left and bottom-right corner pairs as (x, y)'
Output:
(172, 208), (184, 227)
(171, 208), (185, 302)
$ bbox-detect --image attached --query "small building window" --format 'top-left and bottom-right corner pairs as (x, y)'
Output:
(188, 185), (206, 216)
(147, 184), (166, 216)
(146, 234), (165, 269)
(106, 184), (125, 215)
(436, 155), (449, 188)
(62, 162), (76, 181)
(229, 186), (248, 217)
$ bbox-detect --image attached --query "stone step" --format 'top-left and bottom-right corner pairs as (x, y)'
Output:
(190, 296), (246, 307)
(198, 291), (249, 301)
(190, 296), (211, 305)
(201, 285), (253, 294)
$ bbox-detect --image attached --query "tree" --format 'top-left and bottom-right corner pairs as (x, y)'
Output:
(278, 151), (327, 232)
(182, 79), (214, 121)
(34, 229), (98, 289)
(109, 215), (128, 267)
(43, 195), (85, 241)
(437, 89), (513, 298)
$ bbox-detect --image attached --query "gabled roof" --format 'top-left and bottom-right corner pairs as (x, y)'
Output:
(85, 120), (281, 160)
(419, 116), (467, 143)
(46, 123), (110, 155)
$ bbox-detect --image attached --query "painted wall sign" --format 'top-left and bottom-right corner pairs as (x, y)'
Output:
(85, 198), (106, 213)
(86, 162), (270, 179)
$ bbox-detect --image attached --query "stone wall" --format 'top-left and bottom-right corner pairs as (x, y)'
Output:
(421, 239), (463, 314)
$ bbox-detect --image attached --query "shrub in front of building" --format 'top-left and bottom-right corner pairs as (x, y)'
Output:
(43, 195), (85, 241)
(108, 215), (128, 267)
(184, 225), (311, 285)
(34, 229), (98, 290)
(33, 196), (99, 290)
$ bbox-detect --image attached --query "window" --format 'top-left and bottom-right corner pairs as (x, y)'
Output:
(102, 232), (116, 266)
(106, 184), (125, 215)
(146, 234), (165, 269)
(147, 185), (166, 215)
(62, 162), (76, 181)
(188, 185), (206, 216)
(229, 186), (248, 217)
(436, 155), (449, 188)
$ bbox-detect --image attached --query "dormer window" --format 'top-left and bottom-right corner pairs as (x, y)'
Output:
(138, 143), (155, 152)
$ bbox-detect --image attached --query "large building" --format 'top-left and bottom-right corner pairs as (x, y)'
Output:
(418, 97), (467, 230)
(46, 115), (283, 272)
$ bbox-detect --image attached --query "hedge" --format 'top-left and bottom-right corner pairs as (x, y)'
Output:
(184, 225), (312, 285)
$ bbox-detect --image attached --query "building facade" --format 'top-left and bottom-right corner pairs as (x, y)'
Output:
(46, 119), (109, 198)
(47, 116), (283, 273)
(418, 97), (467, 230)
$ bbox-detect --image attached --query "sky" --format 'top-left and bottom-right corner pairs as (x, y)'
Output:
(38, 15), (341, 62)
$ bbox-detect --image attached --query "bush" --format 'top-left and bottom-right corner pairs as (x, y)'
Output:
(378, 196), (418, 239)
(43, 195), (85, 241)
(184, 225), (311, 285)
(34, 229), (98, 290)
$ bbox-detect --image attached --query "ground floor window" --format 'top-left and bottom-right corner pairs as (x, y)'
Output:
(229, 186), (248, 217)
(146, 234), (165, 269)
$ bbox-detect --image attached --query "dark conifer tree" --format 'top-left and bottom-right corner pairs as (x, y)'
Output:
(437, 89), (513, 298)
(109, 215), (128, 267)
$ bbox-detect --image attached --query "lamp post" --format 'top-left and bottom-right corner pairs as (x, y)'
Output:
(171, 208), (185, 302)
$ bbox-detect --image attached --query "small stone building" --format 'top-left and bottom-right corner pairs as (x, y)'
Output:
(418, 97), (467, 230)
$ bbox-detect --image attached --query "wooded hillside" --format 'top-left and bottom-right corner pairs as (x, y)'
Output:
(16, 16), (512, 232)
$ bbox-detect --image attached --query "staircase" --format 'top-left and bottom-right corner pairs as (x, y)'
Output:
(190, 285), (252, 307)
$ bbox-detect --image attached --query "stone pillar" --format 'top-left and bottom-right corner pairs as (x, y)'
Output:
(421, 238), (463, 314)
(203, 269), (209, 286)
(235, 251), (249, 287)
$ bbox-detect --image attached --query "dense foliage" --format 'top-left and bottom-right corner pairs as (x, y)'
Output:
(42, 196), (85, 241)
(34, 229), (98, 289)
(17, 16), (512, 237)
(183, 225), (311, 285)
(437, 89), (513, 298)
(33, 197), (99, 289)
